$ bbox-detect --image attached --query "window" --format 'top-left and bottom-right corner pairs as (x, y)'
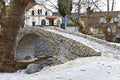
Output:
(32, 22), (35, 26)
(38, 9), (40, 15)
(40, 9), (42, 15)
(45, 11), (47, 16)
(31, 10), (34, 16)
(38, 9), (42, 15)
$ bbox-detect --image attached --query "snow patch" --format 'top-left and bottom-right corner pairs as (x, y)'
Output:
(0, 56), (119, 80)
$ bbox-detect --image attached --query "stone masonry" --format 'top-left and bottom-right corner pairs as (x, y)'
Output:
(17, 27), (101, 63)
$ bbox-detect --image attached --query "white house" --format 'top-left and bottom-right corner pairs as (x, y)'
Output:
(24, 2), (62, 27)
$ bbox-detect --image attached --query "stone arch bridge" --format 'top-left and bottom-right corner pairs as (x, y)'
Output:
(16, 27), (120, 63)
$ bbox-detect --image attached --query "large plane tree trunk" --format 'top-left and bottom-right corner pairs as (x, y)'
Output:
(0, 0), (29, 72)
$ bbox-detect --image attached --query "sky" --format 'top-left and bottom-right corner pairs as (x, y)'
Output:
(100, 0), (120, 11)
(5, 0), (120, 12)
(35, 0), (120, 12)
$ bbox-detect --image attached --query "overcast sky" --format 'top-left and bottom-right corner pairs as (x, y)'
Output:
(100, 0), (120, 11)
(35, 0), (120, 12)
(6, 0), (120, 12)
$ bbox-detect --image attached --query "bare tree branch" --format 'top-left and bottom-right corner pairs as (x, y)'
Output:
(111, 0), (115, 12)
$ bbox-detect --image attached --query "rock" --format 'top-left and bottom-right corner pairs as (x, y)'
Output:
(24, 55), (34, 60)
(25, 58), (53, 74)
(52, 58), (62, 65)
(25, 64), (40, 74)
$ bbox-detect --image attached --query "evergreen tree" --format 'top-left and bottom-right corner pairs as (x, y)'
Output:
(58, 0), (72, 17)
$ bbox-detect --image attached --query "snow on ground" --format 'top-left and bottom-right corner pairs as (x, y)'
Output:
(0, 56), (120, 80)
(0, 29), (120, 80)
(45, 29), (120, 58)
(110, 42), (120, 46)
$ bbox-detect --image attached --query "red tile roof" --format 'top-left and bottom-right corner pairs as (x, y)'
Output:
(46, 16), (57, 19)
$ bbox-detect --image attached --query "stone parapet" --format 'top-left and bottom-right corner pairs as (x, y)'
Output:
(48, 27), (120, 50)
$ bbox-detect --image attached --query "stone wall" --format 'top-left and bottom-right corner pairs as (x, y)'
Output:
(17, 27), (101, 63)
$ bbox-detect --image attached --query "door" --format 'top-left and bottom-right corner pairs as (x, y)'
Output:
(49, 19), (54, 26)
(32, 22), (35, 27)
(41, 19), (46, 27)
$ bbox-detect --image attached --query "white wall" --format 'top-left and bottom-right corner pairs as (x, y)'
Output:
(54, 17), (62, 26)
(25, 4), (62, 27)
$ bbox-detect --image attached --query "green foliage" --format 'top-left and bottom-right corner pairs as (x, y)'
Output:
(70, 17), (76, 23)
(0, 1), (5, 24)
(67, 21), (75, 26)
(0, 1), (5, 9)
(58, 0), (72, 17)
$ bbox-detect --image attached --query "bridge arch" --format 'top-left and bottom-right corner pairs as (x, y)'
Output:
(16, 27), (101, 63)
(16, 28), (55, 60)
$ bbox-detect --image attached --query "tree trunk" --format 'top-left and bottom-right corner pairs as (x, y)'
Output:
(104, 21), (114, 41)
(104, 26), (114, 41)
(64, 15), (67, 29)
(0, 0), (29, 72)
